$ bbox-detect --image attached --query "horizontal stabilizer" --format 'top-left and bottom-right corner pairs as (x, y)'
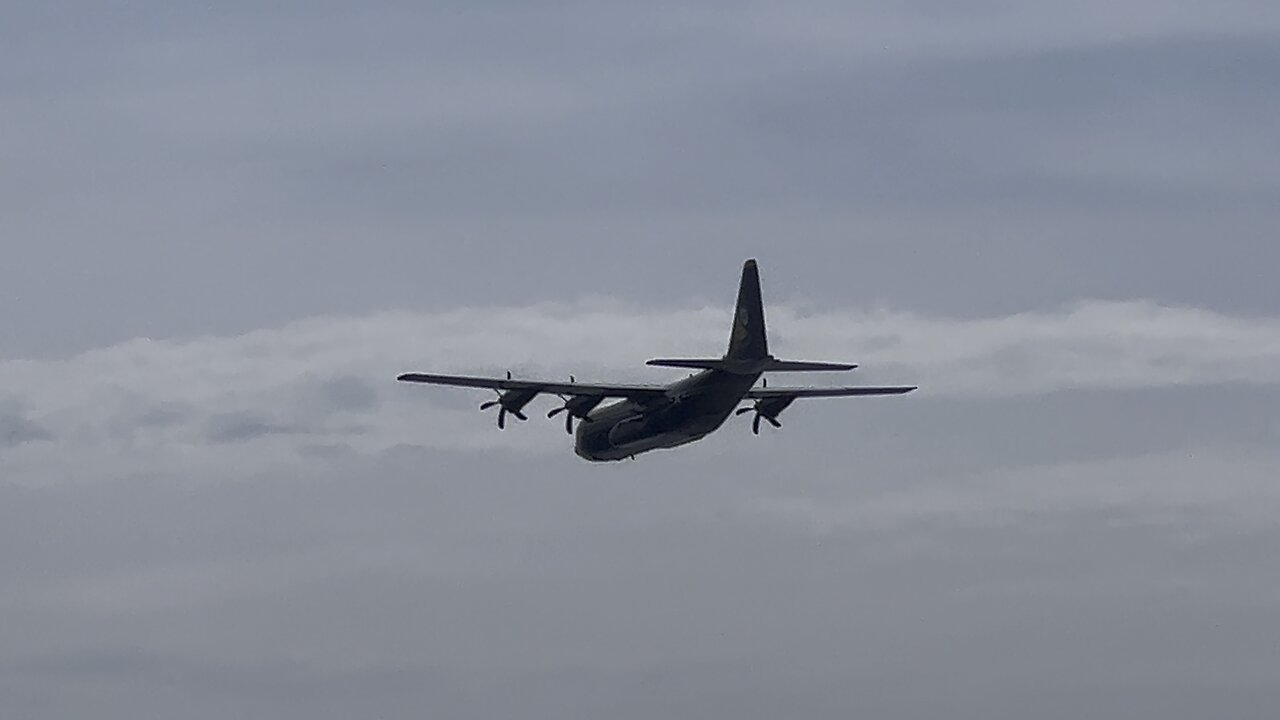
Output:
(646, 358), (734, 371)
(646, 358), (858, 373)
(763, 359), (858, 372)
(746, 385), (917, 399)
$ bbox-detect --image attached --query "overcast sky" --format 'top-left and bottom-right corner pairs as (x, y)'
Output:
(3, 1), (1280, 718)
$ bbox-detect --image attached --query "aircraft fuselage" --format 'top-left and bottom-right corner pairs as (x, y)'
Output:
(574, 369), (760, 461)
(396, 258), (916, 460)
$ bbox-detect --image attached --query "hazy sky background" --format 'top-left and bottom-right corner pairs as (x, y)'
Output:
(3, 1), (1280, 717)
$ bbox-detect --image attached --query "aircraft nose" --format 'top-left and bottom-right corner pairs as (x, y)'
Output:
(573, 421), (611, 461)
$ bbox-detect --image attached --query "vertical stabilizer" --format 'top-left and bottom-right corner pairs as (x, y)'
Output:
(645, 258), (857, 375)
(727, 259), (769, 361)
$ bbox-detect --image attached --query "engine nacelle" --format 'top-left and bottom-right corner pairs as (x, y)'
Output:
(480, 387), (539, 429)
(547, 394), (606, 434)
(498, 388), (538, 412)
(755, 396), (796, 419)
(737, 394), (798, 435)
(563, 395), (604, 418)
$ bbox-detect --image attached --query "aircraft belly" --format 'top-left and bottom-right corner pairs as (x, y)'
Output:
(574, 399), (735, 461)
(578, 429), (702, 461)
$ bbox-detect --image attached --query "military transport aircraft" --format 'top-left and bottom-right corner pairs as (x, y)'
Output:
(397, 259), (916, 461)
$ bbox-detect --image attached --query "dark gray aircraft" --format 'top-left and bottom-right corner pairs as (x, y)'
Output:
(398, 259), (916, 461)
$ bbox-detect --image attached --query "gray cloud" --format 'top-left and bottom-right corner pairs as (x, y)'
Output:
(0, 406), (53, 448)
(2, 444), (1279, 718)
(135, 401), (193, 428)
(3, 1), (1280, 717)
(201, 376), (378, 444)
(300, 375), (380, 415)
(205, 412), (300, 444)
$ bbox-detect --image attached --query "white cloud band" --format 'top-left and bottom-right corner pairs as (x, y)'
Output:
(2, 300), (1278, 484)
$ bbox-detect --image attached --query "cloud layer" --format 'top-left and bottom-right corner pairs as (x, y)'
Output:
(2, 299), (1278, 486)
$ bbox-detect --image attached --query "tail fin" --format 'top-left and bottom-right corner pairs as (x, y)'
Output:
(645, 258), (858, 375)
(727, 258), (768, 361)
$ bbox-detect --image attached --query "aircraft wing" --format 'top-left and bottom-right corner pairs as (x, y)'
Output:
(744, 385), (918, 399)
(396, 373), (668, 400)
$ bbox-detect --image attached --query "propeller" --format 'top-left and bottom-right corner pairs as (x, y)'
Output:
(546, 376), (604, 434)
(479, 372), (536, 429)
(735, 383), (796, 435)
(546, 404), (574, 434)
(735, 403), (783, 435)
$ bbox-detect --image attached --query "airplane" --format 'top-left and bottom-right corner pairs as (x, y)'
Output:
(397, 259), (916, 461)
